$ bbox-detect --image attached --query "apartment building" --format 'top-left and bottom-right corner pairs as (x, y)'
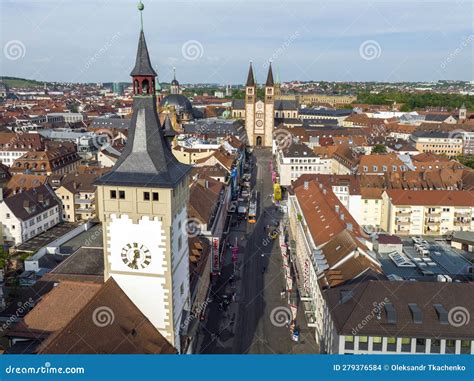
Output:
(410, 131), (463, 156)
(10, 142), (80, 176)
(0, 185), (61, 245)
(55, 173), (98, 222)
(276, 143), (332, 186)
(381, 189), (474, 236)
(322, 281), (473, 354)
(0, 132), (44, 166)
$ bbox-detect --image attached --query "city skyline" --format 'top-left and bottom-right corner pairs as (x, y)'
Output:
(2, 0), (473, 84)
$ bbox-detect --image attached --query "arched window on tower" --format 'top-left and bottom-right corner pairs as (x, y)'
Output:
(142, 79), (150, 94)
(134, 80), (139, 94)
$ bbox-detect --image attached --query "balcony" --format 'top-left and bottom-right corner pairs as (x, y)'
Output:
(396, 210), (411, 217)
(454, 220), (470, 227)
(455, 211), (471, 217)
(395, 219), (410, 225)
(74, 197), (94, 205)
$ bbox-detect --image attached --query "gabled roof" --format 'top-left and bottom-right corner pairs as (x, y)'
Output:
(386, 189), (474, 207)
(38, 278), (176, 354)
(3, 184), (59, 221)
(130, 30), (157, 77)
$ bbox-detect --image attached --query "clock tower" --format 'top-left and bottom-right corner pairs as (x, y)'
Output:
(95, 3), (191, 353)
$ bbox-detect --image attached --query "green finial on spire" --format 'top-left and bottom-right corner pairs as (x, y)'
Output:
(137, 1), (144, 30)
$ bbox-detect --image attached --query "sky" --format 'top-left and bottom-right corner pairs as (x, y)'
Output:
(1, 0), (473, 84)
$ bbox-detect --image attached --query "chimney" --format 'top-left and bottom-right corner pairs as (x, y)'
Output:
(303, 181), (308, 190)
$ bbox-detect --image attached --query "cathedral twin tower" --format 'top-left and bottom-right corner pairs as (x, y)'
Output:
(244, 62), (275, 148)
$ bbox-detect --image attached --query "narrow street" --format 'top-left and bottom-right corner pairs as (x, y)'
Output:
(197, 148), (318, 354)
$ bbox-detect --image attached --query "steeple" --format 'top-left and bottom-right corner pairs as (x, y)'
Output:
(96, 3), (190, 188)
(265, 62), (274, 87)
(130, 31), (157, 78)
(246, 61), (255, 87)
(170, 67), (180, 94)
(163, 114), (176, 149)
(130, 3), (156, 96)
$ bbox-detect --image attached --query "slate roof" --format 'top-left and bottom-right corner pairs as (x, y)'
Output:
(95, 97), (191, 188)
(231, 99), (245, 110)
(274, 100), (298, 110)
(299, 108), (352, 117)
(265, 62), (274, 86)
(3, 184), (59, 221)
(129, 30), (157, 77)
(160, 94), (193, 114)
(324, 280), (474, 339)
(246, 62), (255, 87)
(282, 142), (316, 158)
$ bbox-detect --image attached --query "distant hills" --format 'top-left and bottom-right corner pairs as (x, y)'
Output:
(0, 76), (47, 89)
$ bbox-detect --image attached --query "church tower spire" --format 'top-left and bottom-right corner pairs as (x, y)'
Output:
(265, 62), (274, 87)
(246, 61), (255, 87)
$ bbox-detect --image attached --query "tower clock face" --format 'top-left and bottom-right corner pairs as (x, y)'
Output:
(121, 242), (151, 270)
(256, 120), (263, 127)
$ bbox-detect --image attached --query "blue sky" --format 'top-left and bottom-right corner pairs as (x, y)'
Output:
(1, 0), (473, 84)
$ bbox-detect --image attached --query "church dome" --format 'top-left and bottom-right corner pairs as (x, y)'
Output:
(160, 94), (193, 114)
(171, 78), (179, 86)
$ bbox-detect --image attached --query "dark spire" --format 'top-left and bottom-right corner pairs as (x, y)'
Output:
(246, 61), (255, 87)
(265, 62), (274, 87)
(163, 114), (176, 138)
(95, 97), (190, 188)
(130, 30), (157, 77)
